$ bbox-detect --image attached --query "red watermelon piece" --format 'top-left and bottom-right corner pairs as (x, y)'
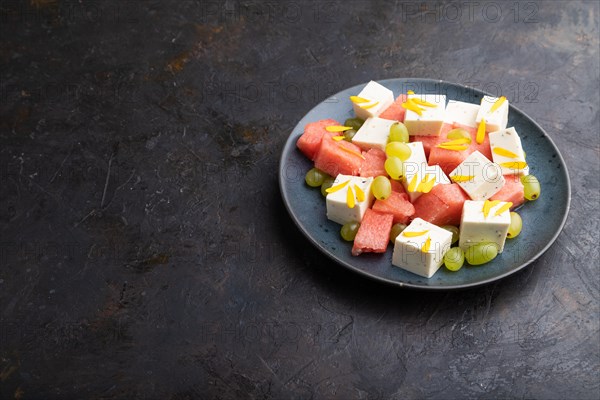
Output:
(296, 118), (339, 160)
(429, 183), (469, 225)
(412, 191), (450, 226)
(490, 175), (525, 208)
(453, 122), (492, 160)
(413, 183), (469, 226)
(390, 179), (409, 198)
(411, 123), (454, 157)
(428, 146), (470, 176)
(372, 191), (415, 224)
(352, 209), (394, 256)
(379, 94), (408, 121)
(360, 148), (387, 177)
(314, 135), (364, 177)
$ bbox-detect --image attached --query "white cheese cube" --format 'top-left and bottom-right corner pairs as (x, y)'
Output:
(449, 151), (505, 200)
(403, 163), (450, 203)
(398, 142), (427, 202)
(459, 200), (511, 253)
(352, 117), (396, 151)
(326, 174), (374, 225)
(476, 96), (509, 132)
(444, 100), (480, 128)
(403, 94), (447, 136)
(352, 81), (394, 120)
(489, 127), (529, 176)
(392, 218), (453, 278)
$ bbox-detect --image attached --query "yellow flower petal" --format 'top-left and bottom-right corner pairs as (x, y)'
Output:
(325, 180), (349, 194)
(451, 175), (475, 183)
(440, 138), (471, 146)
(346, 186), (355, 208)
(494, 202), (513, 216)
(354, 184), (365, 202)
(403, 230), (429, 237)
(340, 146), (366, 160)
(350, 95), (370, 104)
(482, 200), (501, 218)
(411, 98), (437, 107)
(421, 236), (431, 253)
(401, 100), (424, 116)
(326, 125), (353, 132)
(436, 144), (469, 151)
(490, 96), (506, 113)
(407, 173), (419, 192)
(476, 118), (486, 145)
(500, 161), (528, 170)
(407, 90), (415, 95)
(360, 101), (379, 110)
(493, 147), (520, 158)
(332, 135), (346, 141)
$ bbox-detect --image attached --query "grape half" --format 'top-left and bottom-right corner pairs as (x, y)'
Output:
(384, 156), (404, 180)
(305, 168), (327, 187)
(507, 211), (522, 239)
(521, 175), (541, 201)
(341, 221), (360, 241)
(320, 177), (334, 197)
(465, 243), (499, 265)
(441, 225), (459, 244)
(389, 122), (409, 143)
(444, 247), (465, 271)
(372, 176), (392, 200)
(389, 223), (407, 243)
(344, 118), (364, 131)
(385, 142), (412, 160)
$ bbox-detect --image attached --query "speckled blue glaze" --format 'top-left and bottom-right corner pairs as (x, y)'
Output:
(279, 79), (570, 290)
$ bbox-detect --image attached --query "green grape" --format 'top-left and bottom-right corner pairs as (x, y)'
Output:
(465, 242), (499, 265)
(507, 211), (522, 239)
(340, 221), (360, 241)
(372, 176), (392, 200)
(521, 175), (541, 201)
(344, 129), (357, 142)
(344, 117), (364, 131)
(385, 142), (412, 160)
(305, 168), (327, 187)
(444, 247), (465, 271)
(389, 122), (409, 143)
(384, 156), (404, 180)
(441, 225), (460, 244)
(320, 177), (334, 196)
(446, 128), (471, 142)
(389, 223), (407, 243)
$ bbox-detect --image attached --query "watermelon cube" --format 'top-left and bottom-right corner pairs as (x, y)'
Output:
(379, 94), (408, 122)
(428, 146), (470, 176)
(390, 179), (409, 199)
(314, 135), (364, 177)
(372, 191), (416, 224)
(351, 209), (394, 256)
(296, 118), (339, 160)
(490, 175), (525, 208)
(360, 148), (387, 177)
(411, 123), (454, 157)
(413, 183), (469, 226)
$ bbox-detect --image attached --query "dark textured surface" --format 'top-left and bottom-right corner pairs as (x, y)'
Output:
(0, 1), (598, 399)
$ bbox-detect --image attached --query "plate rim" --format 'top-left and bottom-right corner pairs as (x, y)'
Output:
(278, 78), (571, 290)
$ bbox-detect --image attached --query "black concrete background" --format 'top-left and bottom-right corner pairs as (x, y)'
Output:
(1, 1), (598, 399)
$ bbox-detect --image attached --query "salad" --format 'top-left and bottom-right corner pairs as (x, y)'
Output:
(296, 81), (541, 278)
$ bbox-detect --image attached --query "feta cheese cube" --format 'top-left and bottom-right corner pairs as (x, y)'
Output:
(352, 81), (394, 120)
(392, 218), (453, 278)
(403, 94), (447, 136)
(352, 117), (396, 151)
(403, 163), (450, 203)
(459, 200), (511, 253)
(489, 127), (529, 176)
(399, 142), (428, 202)
(476, 96), (509, 132)
(326, 174), (374, 225)
(449, 150), (505, 200)
(444, 100), (480, 128)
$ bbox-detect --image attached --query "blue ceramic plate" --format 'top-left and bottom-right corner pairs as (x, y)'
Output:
(279, 78), (570, 289)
